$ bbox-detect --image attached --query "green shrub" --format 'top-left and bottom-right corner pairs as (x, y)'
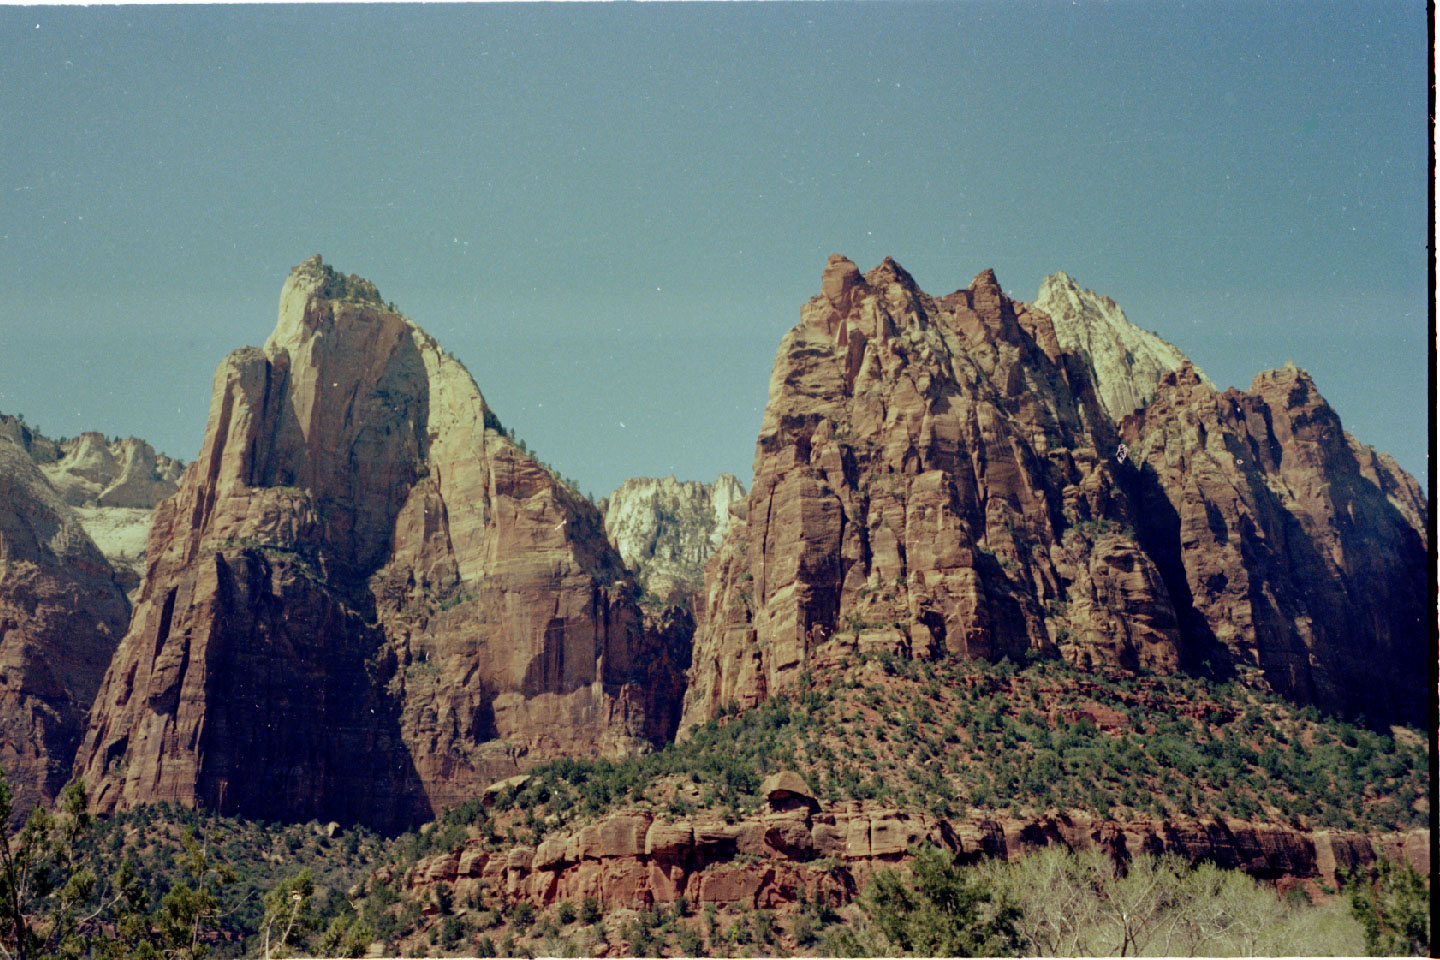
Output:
(1346, 858), (1430, 956)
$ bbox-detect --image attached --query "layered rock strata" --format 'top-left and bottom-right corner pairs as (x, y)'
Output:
(1120, 362), (1429, 727)
(1031, 271), (1213, 420)
(399, 801), (1430, 913)
(681, 256), (1181, 734)
(0, 427), (129, 819)
(74, 256), (688, 831)
(681, 257), (1428, 733)
(602, 474), (745, 601)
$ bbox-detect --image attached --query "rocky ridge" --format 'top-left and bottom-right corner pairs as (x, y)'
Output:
(398, 795), (1428, 916)
(13, 424), (183, 595)
(74, 256), (688, 831)
(681, 256), (1428, 735)
(1031, 271), (1213, 420)
(0, 419), (130, 819)
(681, 256), (1181, 735)
(1119, 362), (1429, 726)
(602, 474), (745, 601)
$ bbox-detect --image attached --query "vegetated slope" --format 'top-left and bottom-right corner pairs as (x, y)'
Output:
(686, 255), (1428, 735)
(74, 256), (689, 832)
(357, 656), (1426, 957)
(0, 418), (130, 820)
(498, 657), (1428, 835)
(70, 655), (1424, 958)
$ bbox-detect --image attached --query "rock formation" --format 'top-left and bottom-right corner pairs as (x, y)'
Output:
(681, 256), (1181, 735)
(0, 423), (130, 819)
(36, 432), (183, 510)
(74, 256), (688, 831)
(1119, 362), (1429, 727)
(18, 427), (183, 596)
(399, 801), (1429, 914)
(602, 475), (745, 601)
(1031, 271), (1213, 420)
(681, 257), (1427, 734)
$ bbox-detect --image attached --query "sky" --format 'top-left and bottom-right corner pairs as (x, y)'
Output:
(1, 1), (1431, 498)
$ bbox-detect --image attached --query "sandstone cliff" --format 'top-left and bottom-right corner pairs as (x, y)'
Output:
(400, 800), (1429, 915)
(602, 474), (745, 601)
(681, 256), (1180, 735)
(1031, 271), (1213, 420)
(681, 257), (1427, 734)
(0, 426), (129, 819)
(1119, 362), (1429, 727)
(36, 432), (183, 510)
(74, 256), (688, 831)
(16, 427), (183, 595)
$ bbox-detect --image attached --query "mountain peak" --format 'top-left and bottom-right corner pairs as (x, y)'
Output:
(969, 267), (1001, 291)
(1031, 271), (1210, 420)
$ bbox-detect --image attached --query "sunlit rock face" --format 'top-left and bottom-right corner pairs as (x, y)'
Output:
(602, 474), (746, 602)
(75, 256), (689, 831)
(681, 256), (1428, 735)
(1030, 270), (1212, 420)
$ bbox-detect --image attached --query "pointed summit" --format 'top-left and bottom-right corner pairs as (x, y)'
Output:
(969, 267), (1001, 291)
(867, 255), (918, 290)
(76, 260), (688, 830)
(1032, 270), (1211, 420)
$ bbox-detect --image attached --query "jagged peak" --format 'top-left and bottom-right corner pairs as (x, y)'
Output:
(1251, 361), (1317, 396)
(866, 255), (918, 290)
(820, 254), (865, 308)
(968, 267), (1002, 293)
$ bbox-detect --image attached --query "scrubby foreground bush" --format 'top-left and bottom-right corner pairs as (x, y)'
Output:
(824, 843), (1425, 957)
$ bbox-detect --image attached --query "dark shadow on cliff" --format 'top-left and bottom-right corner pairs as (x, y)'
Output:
(1122, 461), (1235, 685)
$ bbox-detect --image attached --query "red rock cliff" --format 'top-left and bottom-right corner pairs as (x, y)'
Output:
(681, 257), (1179, 734)
(74, 257), (687, 830)
(1120, 362), (1429, 727)
(0, 423), (129, 820)
(681, 258), (1428, 734)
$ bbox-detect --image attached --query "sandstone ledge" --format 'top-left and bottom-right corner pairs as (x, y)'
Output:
(399, 802), (1429, 912)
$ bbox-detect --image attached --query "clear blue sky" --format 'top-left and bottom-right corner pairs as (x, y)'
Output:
(1, 2), (1430, 497)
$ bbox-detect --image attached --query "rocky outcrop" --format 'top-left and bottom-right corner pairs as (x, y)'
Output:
(680, 256), (1428, 734)
(0, 429), (129, 819)
(74, 256), (688, 831)
(681, 256), (1180, 735)
(401, 802), (1430, 913)
(1120, 362), (1429, 727)
(10, 425), (184, 596)
(37, 433), (183, 510)
(601, 475), (745, 601)
(1031, 271), (1211, 420)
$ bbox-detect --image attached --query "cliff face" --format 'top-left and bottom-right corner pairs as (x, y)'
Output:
(74, 257), (688, 831)
(28, 433), (184, 596)
(36, 433), (184, 510)
(602, 474), (745, 601)
(681, 256), (1181, 734)
(1031, 271), (1212, 420)
(1120, 363), (1429, 727)
(681, 257), (1428, 734)
(401, 802), (1429, 915)
(0, 425), (129, 819)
